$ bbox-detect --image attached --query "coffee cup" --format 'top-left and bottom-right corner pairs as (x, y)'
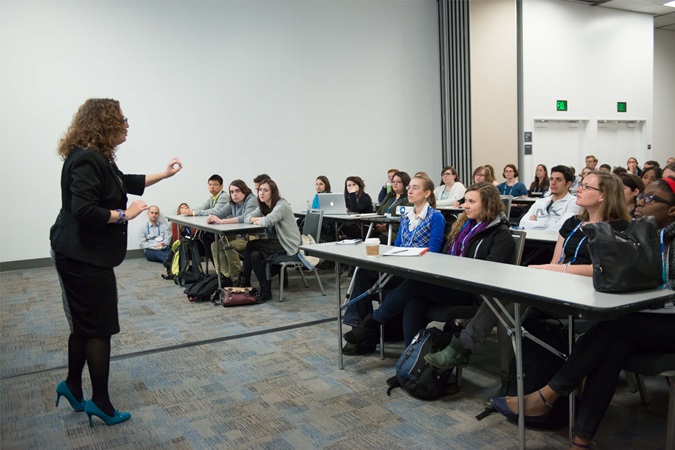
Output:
(365, 238), (380, 256)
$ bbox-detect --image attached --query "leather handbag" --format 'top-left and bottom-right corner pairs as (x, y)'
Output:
(222, 287), (258, 307)
(582, 217), (662, 293)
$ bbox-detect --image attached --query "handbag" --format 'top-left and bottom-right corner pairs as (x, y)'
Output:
(222, 287), (258, 307)
(582, 217), (662, 293)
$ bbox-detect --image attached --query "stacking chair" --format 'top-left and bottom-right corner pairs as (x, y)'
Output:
(266, 209), (326, 302)
(622, 353), (675, 449)
(500, 196), (513, 219)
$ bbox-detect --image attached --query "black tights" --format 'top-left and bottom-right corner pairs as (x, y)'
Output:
(242, 240), (270, 288)
(65, 333), (114, 416)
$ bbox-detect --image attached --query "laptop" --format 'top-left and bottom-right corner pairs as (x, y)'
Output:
(317, 193), (351, 215)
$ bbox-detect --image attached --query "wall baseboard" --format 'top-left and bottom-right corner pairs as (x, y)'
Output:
(0, 249), (146, 272)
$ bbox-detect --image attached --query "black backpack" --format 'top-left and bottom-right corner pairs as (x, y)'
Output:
(172, 237), (205, 287)
(184, 274), (221, 302)
(386, 327), (457, 400)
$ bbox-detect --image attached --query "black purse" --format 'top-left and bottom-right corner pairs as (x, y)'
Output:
(582, 217), (662, 293)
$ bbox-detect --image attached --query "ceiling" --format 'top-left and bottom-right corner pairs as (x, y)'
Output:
(567, 0), (675, 30)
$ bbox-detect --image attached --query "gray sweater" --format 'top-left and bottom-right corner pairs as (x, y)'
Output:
(212, 193), (258, 222)
(246, 199), (300, 255)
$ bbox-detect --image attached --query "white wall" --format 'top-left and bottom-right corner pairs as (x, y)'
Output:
(521, 0), (653, 184)
(0, 0), (441, 263)
(653, 29), (675, 160)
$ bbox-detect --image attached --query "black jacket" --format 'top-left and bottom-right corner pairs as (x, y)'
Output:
(50, 148), (145, 268)
(443, 215), (515, 264)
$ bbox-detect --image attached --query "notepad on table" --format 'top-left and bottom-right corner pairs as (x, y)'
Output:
(383, 247), (429, 257)
(336, 239), (362, 245)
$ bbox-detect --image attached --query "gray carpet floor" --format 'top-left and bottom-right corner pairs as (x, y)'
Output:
(0, 258), (671, 449)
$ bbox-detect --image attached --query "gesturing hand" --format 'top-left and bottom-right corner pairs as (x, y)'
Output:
(165, 157), (183, 178)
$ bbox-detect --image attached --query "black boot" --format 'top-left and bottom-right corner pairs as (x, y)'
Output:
(344, 314), (380, 345)
(256, 280), (273, 303)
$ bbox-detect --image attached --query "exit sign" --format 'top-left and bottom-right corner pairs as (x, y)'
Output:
(556, 100), (568, 112)
(617, 102), (627, 113)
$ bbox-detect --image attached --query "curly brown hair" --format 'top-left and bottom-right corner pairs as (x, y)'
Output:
(57, 98), (126, 161)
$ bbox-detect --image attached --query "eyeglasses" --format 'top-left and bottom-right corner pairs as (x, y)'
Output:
(578, 183), (600, 192)
(475, 173), (486, 177)
(406, 185), (421, 191)
(442, 172), (454, 176)
(637, 193), (675, 206)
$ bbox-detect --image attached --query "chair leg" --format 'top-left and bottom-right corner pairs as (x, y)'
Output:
(456, 366), (463, 387)
(626, 371), (639, 393)
(380, 323), (385, 360)
(313, 269), (326, 296)
(635, 373), (650, 405)
(278, 264), (286, 302)
(298, 266), (309, 288)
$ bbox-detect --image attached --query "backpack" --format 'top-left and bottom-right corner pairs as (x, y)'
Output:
(166, 237), (205, 287)
(386, 327), (457, 400)
(184, 274), (221, 302)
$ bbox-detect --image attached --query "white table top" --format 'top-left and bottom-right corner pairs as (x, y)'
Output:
(166, 215), (265, 235)
(522, 229), (559, 243)
(301, 242), (673, 321)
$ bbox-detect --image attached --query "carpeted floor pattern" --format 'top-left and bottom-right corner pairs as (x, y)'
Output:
(0, 258), (671, 449)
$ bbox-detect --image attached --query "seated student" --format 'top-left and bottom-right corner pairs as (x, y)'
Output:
(519, 165), (580, 232)
(241, 179), (300, 303)
(374, 171), (412, 244)
(253, 173), (271, 192)
(598, 163), (612, 172)
(342, 175), (445, 355)
(424, 171), (631, 381)
(497, 164), (528, 197)
(172, 203), (191, 240)
(528, 164), (550, 196)
(138, 205), (173, 262)
(619, 173), (644, 218)
(585, 154), (598, 170)
(643, 159), (660, 171)
(484, 164), (499, 186)
(663, 162), (675, 179)
(206, 180), (258, 283)
(344, 176), (373, 213)
(434, 166), (466, 206)
(182, 174), (229, 261)
(452, 166), (488, 207)
(310, 175), (331, 209)
(642, 166), (662, 187)
(344, 182), (513, 349)
(377, 169), (398, 203)
(491, 177), (675, 450)
(626, 156), (643, 177)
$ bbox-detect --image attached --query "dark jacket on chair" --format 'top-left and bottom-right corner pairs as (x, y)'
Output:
(50, 148), (145, 268)
(442, 215), (515, 263)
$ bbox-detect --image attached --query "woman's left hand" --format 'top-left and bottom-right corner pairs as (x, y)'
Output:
(251, 217), (263, 225)
(528, 263), (564, 272)
(165, 157), (183, 178)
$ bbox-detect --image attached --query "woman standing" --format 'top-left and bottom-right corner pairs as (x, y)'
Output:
(434, 166), (467, 206)
(51, 99), (182, 427)
(242, 179), (301, 303)
(497, 164), (528, 197)
(529, 164), (550, 195)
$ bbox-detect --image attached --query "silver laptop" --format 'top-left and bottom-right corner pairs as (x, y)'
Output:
(317, 193), (350, 215)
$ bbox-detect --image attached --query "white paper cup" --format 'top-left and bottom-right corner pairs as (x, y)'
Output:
(365, 238), (380, 256)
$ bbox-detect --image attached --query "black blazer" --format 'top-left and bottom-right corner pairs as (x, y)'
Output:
(50, 148), (145, 268)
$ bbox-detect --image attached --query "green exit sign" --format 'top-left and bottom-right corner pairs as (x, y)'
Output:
(617, 102), (627, 113)
(556, 100), (568, 112)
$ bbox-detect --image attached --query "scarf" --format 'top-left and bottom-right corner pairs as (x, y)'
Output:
(448, 219), (489, 257)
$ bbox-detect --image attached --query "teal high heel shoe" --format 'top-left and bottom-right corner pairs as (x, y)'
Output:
(55, 381), (85, 412)
(84, 400), (131, 427)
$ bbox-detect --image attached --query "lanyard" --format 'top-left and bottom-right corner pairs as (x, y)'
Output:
(386, 196), (398, 213)
(558, 221), (587, 265)
(148, 223), (159, 237)
(503, 185), (514, 196)
(450, 221), (482, 256)
(661, 228), (669, 288)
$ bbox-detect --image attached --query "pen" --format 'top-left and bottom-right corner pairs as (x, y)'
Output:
(390, 249), (407, 254)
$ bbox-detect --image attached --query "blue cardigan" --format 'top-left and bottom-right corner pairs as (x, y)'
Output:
(394, 207), (446, 253)
(497, 181), (528, 197)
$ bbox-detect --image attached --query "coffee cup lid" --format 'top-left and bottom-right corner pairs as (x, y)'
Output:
(365, 238), (380, 245)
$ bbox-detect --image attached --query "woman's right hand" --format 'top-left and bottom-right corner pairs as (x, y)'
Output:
(126, 200), (149, 221)
(206, 215), (221, 224)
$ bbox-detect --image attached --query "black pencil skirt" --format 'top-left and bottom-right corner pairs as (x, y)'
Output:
(53, 252), (120, 337)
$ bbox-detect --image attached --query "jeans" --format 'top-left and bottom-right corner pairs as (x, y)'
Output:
(144, 248), (171, 263)
(342, 269), (404, 327)
(548, 313), (675, 440)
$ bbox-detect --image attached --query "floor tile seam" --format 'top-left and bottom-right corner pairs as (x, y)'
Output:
(0, 316), (336, 381)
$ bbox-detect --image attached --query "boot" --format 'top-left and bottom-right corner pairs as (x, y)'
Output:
(424, 335), (471, 369)
(343, 314), (380, 345)
(256, 280), (273, 303)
